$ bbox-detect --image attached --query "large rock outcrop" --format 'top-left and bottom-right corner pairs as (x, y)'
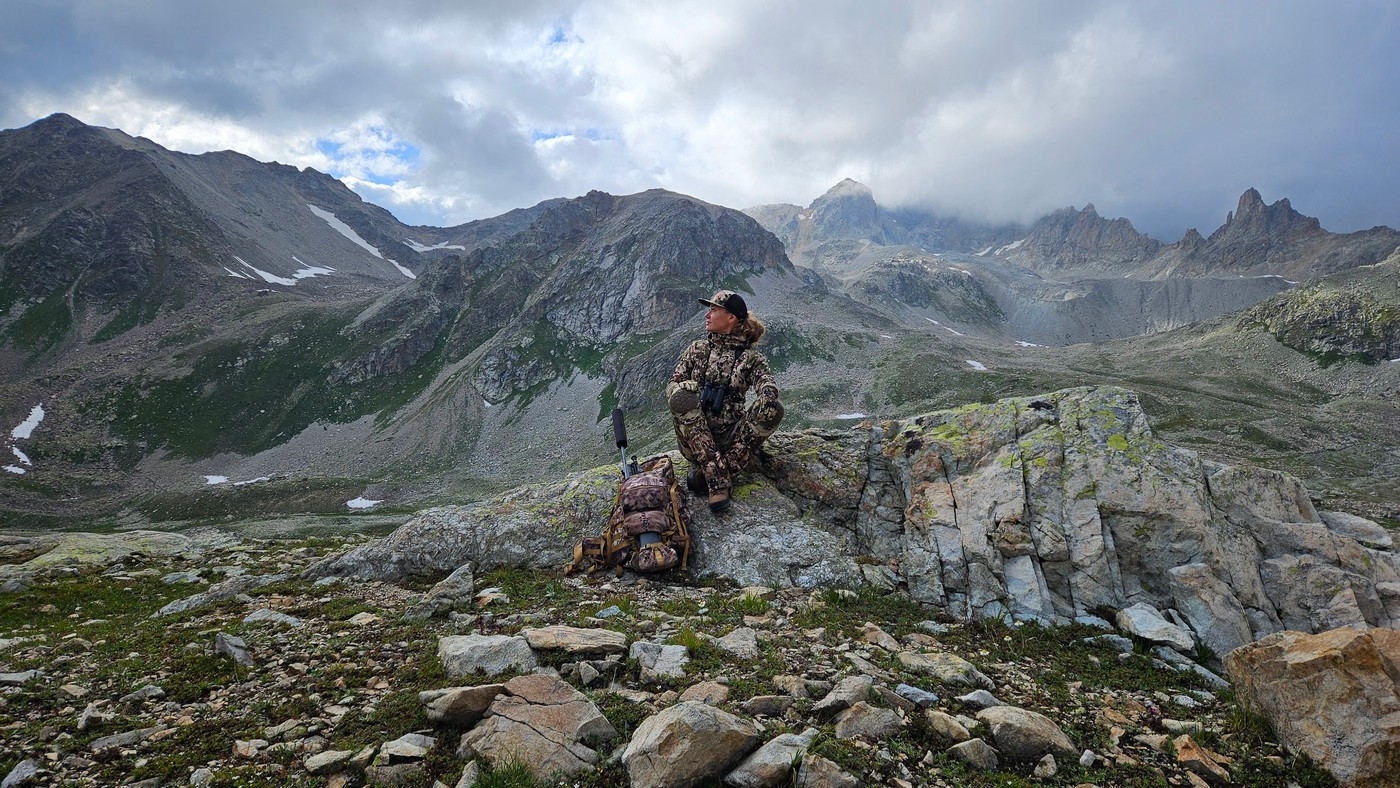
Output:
(307, 386), (1400, 658)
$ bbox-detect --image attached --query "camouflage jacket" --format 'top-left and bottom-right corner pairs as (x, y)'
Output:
(667, 332), (779, 426)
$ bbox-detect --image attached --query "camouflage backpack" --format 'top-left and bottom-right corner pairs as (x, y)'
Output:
(566, 455), (691, 576)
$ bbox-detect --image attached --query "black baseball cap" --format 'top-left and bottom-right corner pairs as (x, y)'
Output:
(699, 290), (748, 321)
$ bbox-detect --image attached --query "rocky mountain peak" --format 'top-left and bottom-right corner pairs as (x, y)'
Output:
(1006, 203), (1162, 273)
(1213, 187), (1320, 242)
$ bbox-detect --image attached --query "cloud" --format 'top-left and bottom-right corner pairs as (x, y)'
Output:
(1, 0), (1397, 239)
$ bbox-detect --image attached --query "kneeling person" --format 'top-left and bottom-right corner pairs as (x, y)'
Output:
(666, 290), (784, 513)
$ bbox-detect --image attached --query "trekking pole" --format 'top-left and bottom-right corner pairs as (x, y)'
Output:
(612, 407), (634, 478)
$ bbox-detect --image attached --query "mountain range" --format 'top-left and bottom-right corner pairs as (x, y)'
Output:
(1, 114), (1397, 528)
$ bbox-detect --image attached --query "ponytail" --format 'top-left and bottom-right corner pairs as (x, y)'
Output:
(743, 316), (766, 345)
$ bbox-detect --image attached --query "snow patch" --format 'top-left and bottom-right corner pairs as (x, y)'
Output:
(3, 465), (25, 475)
(347, 497), (383, 509)
(1016, 340), (1045, 348)
(308, 204), (415, 279)
(965, 360), (988, 371)
(974, 246), (993, 257)
(11, 446), (31, 465)
(11, 404), (45, 439)
(880, 334), (893, 339)
(223, 267), (253, 279)
(232, 476), (271, 487)
(995, 238), (1026, 255)
(235, 256), (296, 286)
(204, 475), (228, 485)
(405, 239), (466, 252)
(290, 256), (336, 280)
(835, 412), (870, 420)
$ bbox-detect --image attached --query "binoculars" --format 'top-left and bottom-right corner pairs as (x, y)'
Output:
(700, 382), (729, 415)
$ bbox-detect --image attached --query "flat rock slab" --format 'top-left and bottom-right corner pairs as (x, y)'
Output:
(1116, 602), (1196, 652)
(522, 625), (627, 654)
(438, 634), (537, 677)
(459, 674), (616, 781)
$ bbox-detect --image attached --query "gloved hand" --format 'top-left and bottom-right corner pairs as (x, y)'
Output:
(750, 399), (784, 438)
(667, 380), (701, 415)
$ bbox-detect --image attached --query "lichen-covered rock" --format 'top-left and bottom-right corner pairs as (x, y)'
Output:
(308, 386), (1400, 654)
(457, 674), (616, 781)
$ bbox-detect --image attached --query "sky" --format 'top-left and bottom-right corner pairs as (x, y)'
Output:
(1, 0), (1397, 241)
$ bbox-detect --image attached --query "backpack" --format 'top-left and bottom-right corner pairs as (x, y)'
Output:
(566, 455), (691, 576)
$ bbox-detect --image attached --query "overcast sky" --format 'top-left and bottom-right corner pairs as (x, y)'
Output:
(2, 1), (1397, 241)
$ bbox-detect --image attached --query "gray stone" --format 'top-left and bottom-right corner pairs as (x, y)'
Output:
(897, 651), (994, 689)
(403, 563), (476, 621)
(305, 749), (353, 774)
(947, 738), (999, 770)
(1115, 603), (1196, 652)
(714, 626), (760, 660)
(740, 695), (795, 717)
(1033, 753), (1058, 777)
(420, 684), (506, 726)
(833, 701), (905, 741)
(1319, 511), (1393, 550)
(0, 670), (42, 686)
(243, 608), (305, 627)
(189, 768), (214, 787)
(630, 641), (689, 680)
(522, 625), (627, 655)
(118, 684), (166, 705)
(976, 706), (1077, 762)
(724, 729), (816, 788)
(956, 689), (1005, 709)
(1168, 563), (1253, 658)
(89, 726), (163, 755)
(1082, 634), (1134, 653)
(377, 733), (436, 764)
(925, 710), (971, 742)
(153, 573), (288, 618)
(623, 701), (758, 788)
(811, 675), (872, 717)
(458, 674), (617, 781)
(438, 634), (537, 677)
(1150, 646), (1230, 690)
(794, 754), (860, 788)
(454, 760), (481, 788)
(215, 632), (254, 666)
(1, 760), (41, 788)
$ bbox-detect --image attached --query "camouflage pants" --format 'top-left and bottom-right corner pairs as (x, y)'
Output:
(670, 398), (783, 493)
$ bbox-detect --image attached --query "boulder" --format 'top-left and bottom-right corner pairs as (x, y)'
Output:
(419, 684), (506, 726)
(458, 674), (616, 781)
(437, 634), (537, 677)
(975, 706), (1077, 762)
(811, 675), (872, 717)
(403, 563), (475, 620)
(794, 754), (860, 787)
(833, 701), (905, 741)
(723, 729), (816, 788)
(1319, 511), (1393, 550)
(623, 701), (759, 788)
(1224, 627), (1400, 787)
(714, 627), (760, 660)
(947, 738), (999, 770)
(1115, 603), (1195, 652)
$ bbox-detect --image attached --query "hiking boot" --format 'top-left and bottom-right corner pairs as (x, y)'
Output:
(708, 487), (731, 514)
(686, 466), (707, 497)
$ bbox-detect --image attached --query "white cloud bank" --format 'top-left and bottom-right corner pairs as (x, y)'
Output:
(1, 2), (1398, 239)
